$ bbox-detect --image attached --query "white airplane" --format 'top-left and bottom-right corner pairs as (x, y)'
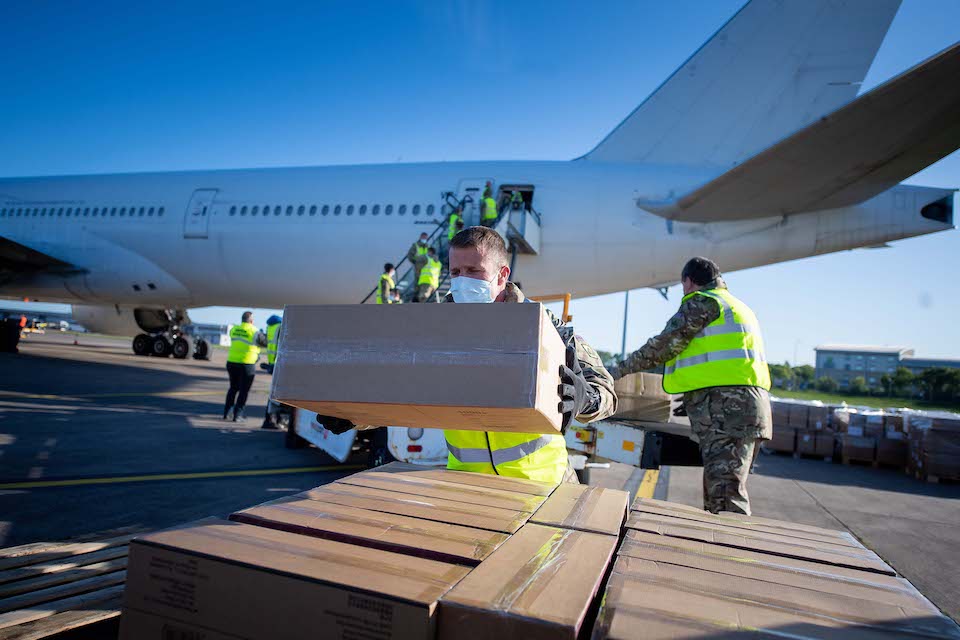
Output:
(1, 0), (957, 360)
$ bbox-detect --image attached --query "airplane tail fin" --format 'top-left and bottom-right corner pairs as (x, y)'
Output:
(579, 0), (901, 169)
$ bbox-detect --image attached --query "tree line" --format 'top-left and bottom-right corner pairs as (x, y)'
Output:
(770, 362), (960, 404)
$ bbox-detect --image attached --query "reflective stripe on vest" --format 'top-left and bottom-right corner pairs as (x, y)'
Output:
(376, 273), (395, 304)
(482, 197), (498, 220)
(662, 289), (771, 394)
(266, 322), (281, 365)
(227, 323), (260, 364)
(418, 257), (441, 288)
(444, 430), (567, 484)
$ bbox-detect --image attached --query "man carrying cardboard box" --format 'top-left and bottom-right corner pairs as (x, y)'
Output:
(325, 227), (617, 484)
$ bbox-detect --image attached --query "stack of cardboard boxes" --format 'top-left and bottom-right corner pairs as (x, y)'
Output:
(592, 496), (960, 639)
(767, 399), (835, 458)
(119, 463), (631, 640)
(906, 412), (960, 481)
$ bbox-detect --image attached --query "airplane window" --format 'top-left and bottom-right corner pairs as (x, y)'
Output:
(33, 208), (39, 216)
(271, 206), (279, 216)
(67, 208), (73, 216)
(92, 208), (99, 217)
(359, 205), (367, 216)
(398, 205), (407, 216)
(58, 208), (63, 216)
(83, 208), (89, 216)
(262, 204), (269, 216)
(230, 206), (237, 216)
(121, 207), (128, 217)
(385, 205), (393, 216)
(346, 205), (354, 216)
(286, 206), (294, 216)
(159, 207), (165, 216)
(309, 205), (317, 216)
(322, 205), (330, 216)
(334, 205), (342, 216)
(241, 206), (248, 216)
(298, 205), (305, 216)
(412, 205), (421, 216)
(252, 206), (259, 216)
(427, 204), (435, 216)
(148, 207), (155, 216)
(139, 207), (145, 216)
(372, 205), (380, 216)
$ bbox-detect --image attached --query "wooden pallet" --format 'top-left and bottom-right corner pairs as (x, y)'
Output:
(0, 527), (142, 640)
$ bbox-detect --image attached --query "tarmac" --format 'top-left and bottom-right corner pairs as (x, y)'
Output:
(2, 331), (958, 622)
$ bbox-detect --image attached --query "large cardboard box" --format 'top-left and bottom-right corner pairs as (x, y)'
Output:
(336, 469), (548, 513)
(787, 402), (809, 428)
(529, 484), (628, 536)
(842, 434), (877, 462)
(437, 524), (617, 640)
(765, 425), (795, 453)
(272, 303), (565, 434)
(907, 412), (960, 479)
(120, 518), (470, 640)
(808, 405), (832, 430)
(625, 511), (894, 574)
(368, 461), (556, 496)
(298, 482), (532, 534)
(611, 372), (673, 422)
(230, 497), (508, 565)
(876, 436), (908, 467)
(593, 555), (960, 640)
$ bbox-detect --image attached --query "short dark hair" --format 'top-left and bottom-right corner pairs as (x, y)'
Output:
(241, 311), (253, 323)
(384, 262), (394, 272)
(450, 226), (508, 267)
(427, 247), (436, 256)
(681, 257), (721, 286)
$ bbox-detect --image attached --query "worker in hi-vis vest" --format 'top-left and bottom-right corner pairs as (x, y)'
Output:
(416, 247), (441, 303)
(480, 186), (498, 227)
(376, 263), (396, 304)
(609, 257), (772, 516)
(224, 310), (268, 423)
(448, 207), (464, 242)
(260, 314), (283, 430)
(318, 226), (617, 484)
(407, 232), (430, 289)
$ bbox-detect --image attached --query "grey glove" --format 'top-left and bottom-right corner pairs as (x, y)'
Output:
(559, 341), (595, 431)
(319, 416), (355, 435)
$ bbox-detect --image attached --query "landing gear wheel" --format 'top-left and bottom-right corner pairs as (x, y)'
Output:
(172, 337), (190, 359)
(193, 338), (210, 360)
(150, 335), (171, 357)
(132, 333), (151, 356)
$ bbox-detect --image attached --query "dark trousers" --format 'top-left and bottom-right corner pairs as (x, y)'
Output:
(225, 361), (256, 415)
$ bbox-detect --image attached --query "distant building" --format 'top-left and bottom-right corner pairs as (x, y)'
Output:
(815, 345), (913, 388)
(815, 344), (960, 388)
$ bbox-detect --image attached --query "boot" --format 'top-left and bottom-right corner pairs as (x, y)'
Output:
(233, 407), (246, 423)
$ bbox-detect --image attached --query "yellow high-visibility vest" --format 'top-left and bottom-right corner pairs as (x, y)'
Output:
(662, 288), (771, 394)
(418, 257), (441, 288)
(227, 323), (260, 364)
(482, 196), (498, 220)
(376, 273), (395, 304)
(444, 430), (567, 484)
(448, 213), (463, 240)
(266, 322), (281, 365)
(416, 243), (429, 256)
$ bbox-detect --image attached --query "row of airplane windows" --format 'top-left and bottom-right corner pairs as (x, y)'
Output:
(0, 206), (166, 218)
(228, 203), (438, 217)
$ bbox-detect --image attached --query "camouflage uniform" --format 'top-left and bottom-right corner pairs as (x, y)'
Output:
(445, 282), (618, 483)
(610, 277), (771, 515)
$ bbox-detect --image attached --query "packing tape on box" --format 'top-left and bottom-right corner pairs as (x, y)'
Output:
(560, 485), (605, 528)
(307, 487), (530, 532)
(241, 503), (504, 560)
(163, 524), (469, 599)
(488, 529), (574, 612)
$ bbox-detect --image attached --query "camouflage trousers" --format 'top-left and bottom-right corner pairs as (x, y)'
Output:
(698, 431), (760, 516)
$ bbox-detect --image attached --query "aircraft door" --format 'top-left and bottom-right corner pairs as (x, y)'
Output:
(183, 189), (218, 239)
(456, 178), (493, 227)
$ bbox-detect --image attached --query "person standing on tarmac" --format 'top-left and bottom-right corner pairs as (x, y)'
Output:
(260, 314), (283, 430)
(416, 247), (441, 303)
(608, 257), (772, 515)
(376, 263), (396, 304)
(224, 311), (268, 422)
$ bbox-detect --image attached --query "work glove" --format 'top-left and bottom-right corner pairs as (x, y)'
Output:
(318, 416), (355, 435)
(559, 341), (594, 432)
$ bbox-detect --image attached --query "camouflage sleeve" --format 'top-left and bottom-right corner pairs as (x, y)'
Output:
(406, 243), (418, 263)
(614, 295), (721, 377)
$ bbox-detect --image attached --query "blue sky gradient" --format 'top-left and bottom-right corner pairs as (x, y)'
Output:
(2, 1), (957, 364)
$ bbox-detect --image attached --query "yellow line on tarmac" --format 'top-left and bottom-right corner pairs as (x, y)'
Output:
(636, 469), (660, 499)
(0, 465), (365, 490)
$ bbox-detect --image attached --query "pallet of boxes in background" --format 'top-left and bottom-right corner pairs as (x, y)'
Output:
(906, 411), (960, 482)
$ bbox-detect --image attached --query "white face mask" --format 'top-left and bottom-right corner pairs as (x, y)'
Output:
(450, 276), (495, 303)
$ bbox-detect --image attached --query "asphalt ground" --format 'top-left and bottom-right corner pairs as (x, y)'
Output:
(2, 331), (958, 623)
(0, 331), (364, 546)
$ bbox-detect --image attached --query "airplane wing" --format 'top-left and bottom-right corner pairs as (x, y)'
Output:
(0, 235), (79, 285)
(643, 42), (960, 222)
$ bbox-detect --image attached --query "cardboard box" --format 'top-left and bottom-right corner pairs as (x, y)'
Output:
(336, 470), (547, 513)
(842, 434), (877, 462)
(529, 484), (628, 536)
(876, 437), (908, 468)
(815, 430), (835, 457)
(272, 303), (565, 434)
(368, 461), (556, 496)
(625, 511), (894, 575)
(230, 497), (508, 565)
(593, 555), (960, 640)
(787, 402), (809, 428)
(299, 482), (532, 534)
(437, 524), (616, 640)
(611, 372), (673, 422)
(765, 425), (795, 453)
(796, 430), (817, 455)
(808, 405), (832, 430)
(121, 518), (470, 640)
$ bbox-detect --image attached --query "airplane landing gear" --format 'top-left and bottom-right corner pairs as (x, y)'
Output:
(172, 336), (190, 359)
(132, 333), (151, 356)
(193, 338), (210, 360)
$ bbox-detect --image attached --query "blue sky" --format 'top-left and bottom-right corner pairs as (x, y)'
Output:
(1, 1), (958, 364)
